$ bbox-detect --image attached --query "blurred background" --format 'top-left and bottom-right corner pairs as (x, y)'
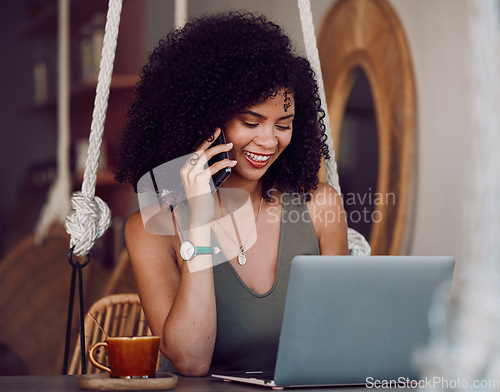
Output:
(0, 0), (483, 376)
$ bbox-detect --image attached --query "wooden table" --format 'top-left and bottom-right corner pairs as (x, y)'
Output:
(0, 375), (415, 391)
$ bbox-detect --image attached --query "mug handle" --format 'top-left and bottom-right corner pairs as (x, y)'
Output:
(88, 342), (111, 374)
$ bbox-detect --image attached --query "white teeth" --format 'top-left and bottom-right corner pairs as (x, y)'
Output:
(244, 152), (271, 162)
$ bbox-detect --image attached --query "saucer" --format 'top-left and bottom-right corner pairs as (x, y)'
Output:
(76, 372), (178, 390)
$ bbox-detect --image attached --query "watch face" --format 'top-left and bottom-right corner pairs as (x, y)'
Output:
(180, 241), (195, 261)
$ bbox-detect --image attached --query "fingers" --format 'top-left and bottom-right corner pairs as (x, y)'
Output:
(183, 140), (232, 173)
(181, 150), (208, 175)
(208, 158), (237, 176)
(188, 127), (233, 169)
(195, 128), (222, 153)
(204, 141), (233, 162)
(182, 152), (236, 182)
(179, 128), (235, 193)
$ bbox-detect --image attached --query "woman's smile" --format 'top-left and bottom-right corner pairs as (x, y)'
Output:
(223, 88), (294, 183)
(243, 151), (274, 167)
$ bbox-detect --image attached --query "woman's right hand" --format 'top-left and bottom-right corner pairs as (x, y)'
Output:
(179, 128), (235, 227)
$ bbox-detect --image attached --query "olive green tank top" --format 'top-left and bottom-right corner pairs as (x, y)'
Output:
(210, 193), (320, 372)
(158, 193), (320, 373)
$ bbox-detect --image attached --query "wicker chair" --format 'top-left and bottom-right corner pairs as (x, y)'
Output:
(68, 293), (153, 375)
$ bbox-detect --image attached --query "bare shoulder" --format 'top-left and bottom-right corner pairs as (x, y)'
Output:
(307, 182), (343, 211)
(307, 182), (349, 255)
(125, 210), (179, 271)
(124, 209), (146, 240)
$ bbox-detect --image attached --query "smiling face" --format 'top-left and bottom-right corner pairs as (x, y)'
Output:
(223, 89), (294, 186)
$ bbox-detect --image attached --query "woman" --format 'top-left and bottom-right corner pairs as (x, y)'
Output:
(115, 12), (349, 376)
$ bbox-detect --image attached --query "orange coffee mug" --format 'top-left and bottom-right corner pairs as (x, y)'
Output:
(88, 336), (160, 378)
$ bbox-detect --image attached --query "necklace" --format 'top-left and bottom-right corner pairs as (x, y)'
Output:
(213, 194), (264, 266)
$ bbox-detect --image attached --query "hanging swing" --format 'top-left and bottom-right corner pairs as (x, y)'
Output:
(297, 0), (371, 256)
(36, 0), (371, 375)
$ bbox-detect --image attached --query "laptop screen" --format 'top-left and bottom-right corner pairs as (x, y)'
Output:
(273, 255), (454, 387)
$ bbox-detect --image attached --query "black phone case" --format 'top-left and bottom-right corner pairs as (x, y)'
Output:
(207, 131), (231, 191)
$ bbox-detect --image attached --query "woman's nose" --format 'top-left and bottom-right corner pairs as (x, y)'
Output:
(254, 126), (278, 149)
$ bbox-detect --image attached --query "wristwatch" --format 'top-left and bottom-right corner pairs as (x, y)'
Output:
(180, 240), (220, 262)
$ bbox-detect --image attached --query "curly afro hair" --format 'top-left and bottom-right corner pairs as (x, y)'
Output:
(114, 12), (330, 200)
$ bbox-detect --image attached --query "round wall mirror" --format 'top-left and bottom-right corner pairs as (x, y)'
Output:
(318, 0), (415, 255)
(337, 68), (379, 241)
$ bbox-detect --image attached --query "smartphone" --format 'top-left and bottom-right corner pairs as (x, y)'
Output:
(207, 130), (231, 191)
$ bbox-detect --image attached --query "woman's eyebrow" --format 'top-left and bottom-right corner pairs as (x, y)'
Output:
(239, 110), (266, 119)
(239, 111), (295, 121)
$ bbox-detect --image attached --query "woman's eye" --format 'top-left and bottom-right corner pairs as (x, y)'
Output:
(276, 125), (291, 131)
(243, 122), (259, 128)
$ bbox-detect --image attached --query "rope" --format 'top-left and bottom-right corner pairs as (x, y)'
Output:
(297, 0), (339, 193)
(65, 0), (124, 256)
(34, 0), (72, 243)
(174, 0), (188, 29)
(61, 0), (123, 374)
(297, 0), (370, 256)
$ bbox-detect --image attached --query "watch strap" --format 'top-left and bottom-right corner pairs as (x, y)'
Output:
(194, 246), (215, 256)
(180, 240), (220, 262)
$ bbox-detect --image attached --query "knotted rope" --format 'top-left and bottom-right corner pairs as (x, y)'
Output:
(297, 0), (370, 256)
(64, 0), (124, 256)
(60, 0), (123, 375)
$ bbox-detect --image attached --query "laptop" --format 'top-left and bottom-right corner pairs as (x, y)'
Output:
(212, 255), (455, 389)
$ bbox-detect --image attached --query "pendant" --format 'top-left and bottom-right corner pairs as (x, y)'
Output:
(238, 249), (247, 266)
